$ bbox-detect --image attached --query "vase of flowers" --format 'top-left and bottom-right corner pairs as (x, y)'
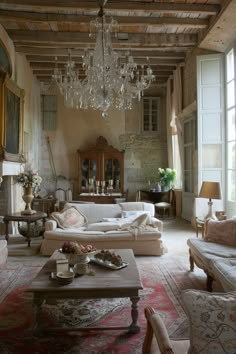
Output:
(158, 168), (176, 191)
(16, 165), (42, 215)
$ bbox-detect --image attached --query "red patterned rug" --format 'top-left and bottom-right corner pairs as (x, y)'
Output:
(0, 255), (205, 353)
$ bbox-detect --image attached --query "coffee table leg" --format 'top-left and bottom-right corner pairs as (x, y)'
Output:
(129, 296), (140, 334)
(33, 295), (44, 330)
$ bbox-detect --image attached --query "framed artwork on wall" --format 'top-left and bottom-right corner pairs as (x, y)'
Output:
(0, 78), (25, 162)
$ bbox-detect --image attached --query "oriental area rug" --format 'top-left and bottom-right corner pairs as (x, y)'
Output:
(0, 255), (206, 354)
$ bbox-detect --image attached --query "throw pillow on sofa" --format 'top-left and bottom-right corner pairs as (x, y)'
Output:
(182, 289), (236, 354)
(51, 207), (87, 229)
(205, 218), (236, 247)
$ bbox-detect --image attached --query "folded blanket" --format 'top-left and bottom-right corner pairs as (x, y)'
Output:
(86, 213), (159, 239)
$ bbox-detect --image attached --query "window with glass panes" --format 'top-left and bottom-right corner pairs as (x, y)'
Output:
(226, 48), (236, 216)
(143, 97), (160, 133)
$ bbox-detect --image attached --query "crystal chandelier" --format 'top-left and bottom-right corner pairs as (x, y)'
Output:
(52, 0), (155, 117)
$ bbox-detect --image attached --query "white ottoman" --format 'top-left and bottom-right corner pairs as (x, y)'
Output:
(0, 240), (8, 268)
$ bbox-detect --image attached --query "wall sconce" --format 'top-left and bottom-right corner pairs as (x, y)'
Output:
(199, 181), (222, 220)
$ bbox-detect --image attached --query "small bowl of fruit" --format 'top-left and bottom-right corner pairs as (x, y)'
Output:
(59, 241), (97, 265)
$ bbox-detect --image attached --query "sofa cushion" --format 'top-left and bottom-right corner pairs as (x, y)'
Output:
(210, 258), (236, 292)
(44, 228), (161, 242)
(187, 238), (236, 271)
(119, 202), (155, 216)
(86, 221), (125, 232)
(182, 289), (236, 354)
(64, 203), (122, 223)
(51, 207), (87, 229)
(205, 218), (236, 247)
(121, 210), (152, 222)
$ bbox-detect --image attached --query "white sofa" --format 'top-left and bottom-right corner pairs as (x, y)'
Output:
(40, 202), (165, 256)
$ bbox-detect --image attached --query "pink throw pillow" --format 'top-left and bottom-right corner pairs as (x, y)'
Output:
(51, 207), (87, 229)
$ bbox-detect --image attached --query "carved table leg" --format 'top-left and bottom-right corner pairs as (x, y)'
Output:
(33, 295), (44, 330)
(26, 221), (31, 247)
(129, 296), (140, 334)
(189, 249), (194, 272)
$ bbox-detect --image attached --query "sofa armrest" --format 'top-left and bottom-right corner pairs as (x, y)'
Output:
(45, 219), (58, 231)
(151, 217), (163, 232)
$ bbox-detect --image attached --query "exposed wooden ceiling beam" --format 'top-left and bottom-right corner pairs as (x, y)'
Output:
(25, 52), (186, 62)
(34, 69), (173, 76)
(0, 10), (208, 29)
(0, 1), (220, 16)
(36, 75), (168, 83)
(30, 60), (180, 69)
(8, 30), (198, 47)
(16, 44), (190, 53)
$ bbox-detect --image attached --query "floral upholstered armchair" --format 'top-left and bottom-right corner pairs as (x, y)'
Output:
(142, 289), (236, 354)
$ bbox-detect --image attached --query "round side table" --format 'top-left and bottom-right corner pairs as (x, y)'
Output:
(3, 212), (47, 247)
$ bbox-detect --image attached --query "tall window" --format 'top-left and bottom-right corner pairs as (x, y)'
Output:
(41, 95), (57, 131)
(143, 97), (160, 133)
(226, 49), (236, 217)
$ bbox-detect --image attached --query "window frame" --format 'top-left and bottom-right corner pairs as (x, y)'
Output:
(225, 46), (236, 217)
(142, 96), (160, 135)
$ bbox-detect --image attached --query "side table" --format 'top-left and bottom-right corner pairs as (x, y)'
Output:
(195, 218), (206, 238)
(3, 212), (47, 247)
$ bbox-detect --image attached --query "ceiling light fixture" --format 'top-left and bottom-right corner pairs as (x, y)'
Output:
(52, 0), (155, 117)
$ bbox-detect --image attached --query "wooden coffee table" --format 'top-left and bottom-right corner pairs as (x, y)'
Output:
(27, 249), (143, 333)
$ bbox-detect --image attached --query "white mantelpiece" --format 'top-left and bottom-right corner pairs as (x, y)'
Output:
(0, 160), (23, 177)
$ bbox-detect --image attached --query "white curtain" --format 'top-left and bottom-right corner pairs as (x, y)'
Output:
(166, 77), (174, 167)
(168, 65), (184, 189)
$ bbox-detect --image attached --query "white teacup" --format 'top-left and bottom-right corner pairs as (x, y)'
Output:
(74, 261), (90, 275)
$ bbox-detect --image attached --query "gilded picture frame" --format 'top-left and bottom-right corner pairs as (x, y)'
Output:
(1, 78), (25, 162)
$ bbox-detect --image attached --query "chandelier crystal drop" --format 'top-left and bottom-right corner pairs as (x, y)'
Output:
(52, 2), (155, 117)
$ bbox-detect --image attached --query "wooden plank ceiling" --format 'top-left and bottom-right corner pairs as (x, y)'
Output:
(0, 0), (222, 86)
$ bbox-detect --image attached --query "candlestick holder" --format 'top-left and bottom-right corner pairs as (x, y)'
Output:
(88, 178), (94, 195)
(96, 181), (100, 195)
(107, 179), (113, 195)
(101, 180), (105, 195)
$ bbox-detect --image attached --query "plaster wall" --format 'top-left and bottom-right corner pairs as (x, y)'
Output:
(0, 26), (41, 216)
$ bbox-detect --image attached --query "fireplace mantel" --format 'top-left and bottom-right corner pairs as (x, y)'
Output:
(0, 160), (23, 176)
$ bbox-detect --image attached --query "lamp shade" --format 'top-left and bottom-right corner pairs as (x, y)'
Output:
(199, 181), (222, 200)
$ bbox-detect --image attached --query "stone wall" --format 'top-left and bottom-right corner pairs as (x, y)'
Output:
(119, 134), (167, 200)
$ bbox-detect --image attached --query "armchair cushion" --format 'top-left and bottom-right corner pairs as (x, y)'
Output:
(182, 289), (236, 354)
(51, 207), (87, 229)
(204, 218), (236, 247)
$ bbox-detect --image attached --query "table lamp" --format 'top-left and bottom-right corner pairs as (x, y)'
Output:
(199, 181), (222, 220)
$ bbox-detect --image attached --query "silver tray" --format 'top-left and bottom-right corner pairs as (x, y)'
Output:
(90, 256), (128, 270)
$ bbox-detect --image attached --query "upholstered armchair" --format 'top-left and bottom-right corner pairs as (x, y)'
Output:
(142, 306), (189, 354)
(143, 290), (236, 354)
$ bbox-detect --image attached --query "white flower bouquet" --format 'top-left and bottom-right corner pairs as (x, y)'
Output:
(16, 165), (42, 188)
